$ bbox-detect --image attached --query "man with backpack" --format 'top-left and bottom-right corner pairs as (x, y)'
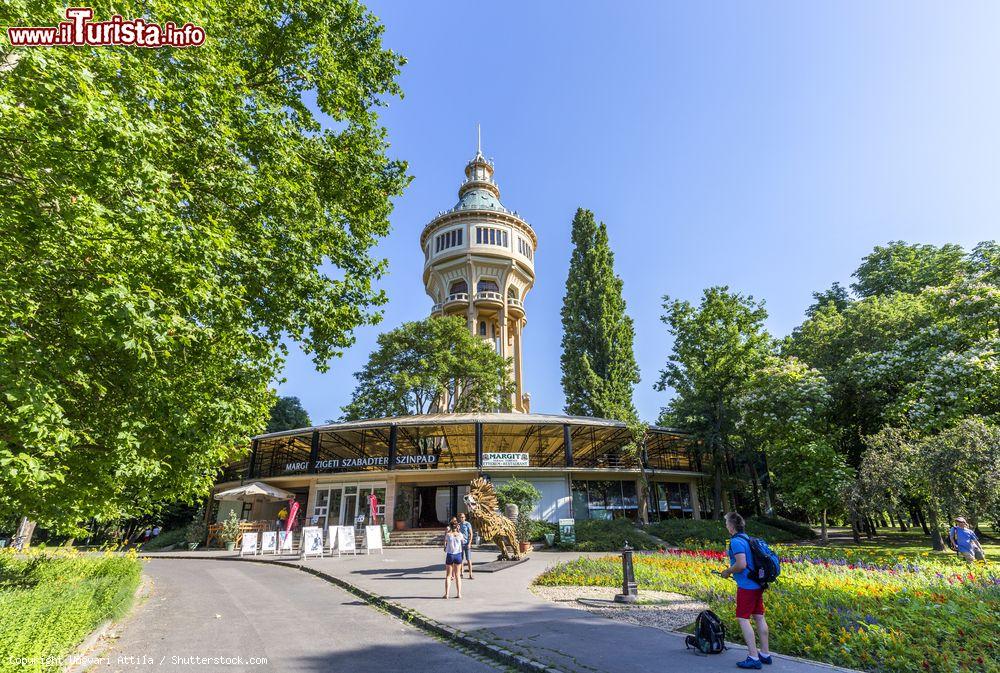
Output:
(719, 512), (772, 669)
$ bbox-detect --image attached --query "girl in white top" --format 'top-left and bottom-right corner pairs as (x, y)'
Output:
(443, 522), (464, 599)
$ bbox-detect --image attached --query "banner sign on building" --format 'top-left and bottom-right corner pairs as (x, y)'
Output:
(285, 454), (437, 473)
(482, 452), (530, 467)
(558, 518), (576, 545)
(302, 526), (324, 558)
(260, 531), (277, 554)
(285, 500), (300, 533)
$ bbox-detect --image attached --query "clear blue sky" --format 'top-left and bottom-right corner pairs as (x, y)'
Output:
(281, 1), (1000, 425)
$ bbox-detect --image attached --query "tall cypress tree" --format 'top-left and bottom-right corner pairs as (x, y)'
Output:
(560, 208), (640, 421)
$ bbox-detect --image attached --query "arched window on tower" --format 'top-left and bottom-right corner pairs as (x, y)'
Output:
(507, 287), (519, 299)
(478, 321), (487, 336)
(477, 279), (499, 294)
(449, 280), (468, 296)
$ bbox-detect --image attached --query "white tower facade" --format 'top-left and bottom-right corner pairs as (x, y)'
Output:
(421, 146), (536, 412)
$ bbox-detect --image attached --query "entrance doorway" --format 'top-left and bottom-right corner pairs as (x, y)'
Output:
(414, 484), (469, 528)
(313, 482), (386, 530)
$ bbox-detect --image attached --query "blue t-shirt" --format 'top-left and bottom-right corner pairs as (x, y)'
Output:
(459, 521), (472, 546)
(728, 534), (760, 590)
(951, 526), (978, 553)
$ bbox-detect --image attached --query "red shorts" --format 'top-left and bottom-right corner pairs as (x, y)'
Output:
(735, 588), (765, 618)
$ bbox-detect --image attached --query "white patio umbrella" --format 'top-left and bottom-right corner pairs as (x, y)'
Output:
(214, 481), (295, 503)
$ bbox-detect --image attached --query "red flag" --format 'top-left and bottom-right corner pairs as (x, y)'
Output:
(285, 499), (299, 533)
(368, 493), (378, 524)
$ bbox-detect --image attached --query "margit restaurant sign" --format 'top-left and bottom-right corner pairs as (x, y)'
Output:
(284, 455), (438, 473)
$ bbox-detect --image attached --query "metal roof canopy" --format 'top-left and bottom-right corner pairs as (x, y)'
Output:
(251, 412), (690, 441)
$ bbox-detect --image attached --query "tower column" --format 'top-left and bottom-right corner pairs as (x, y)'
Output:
(421, 143), (535, 413)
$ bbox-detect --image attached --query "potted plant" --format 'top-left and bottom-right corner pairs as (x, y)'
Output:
(185, 513), (206, 551)
(220, 510), (241, 551)
(393, 490), (412, 530)
(515, 512), (533, 554)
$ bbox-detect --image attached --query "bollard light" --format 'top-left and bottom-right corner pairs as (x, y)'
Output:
(614, 540), (639, 603)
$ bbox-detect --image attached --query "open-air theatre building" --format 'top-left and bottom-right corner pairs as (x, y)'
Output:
(211, 145), (705, 530)
(213, 413), (703, 529)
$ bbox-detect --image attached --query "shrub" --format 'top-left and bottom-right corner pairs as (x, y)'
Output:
(751, 515), (818, 540)
(0, 549), (142, 672)
(184, 512), (207, 546)
(648, 518), (799, 545)
(573, 519), (662, 551)
(528, 520), (557, 542)
(143, 528), (186, 550)
(514, 512), (532, 544)
(393, 490), (412, 521)
(220, 510), (241, 543)
(495, 478), (541, 515)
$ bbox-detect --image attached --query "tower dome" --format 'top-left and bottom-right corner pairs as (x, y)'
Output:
(420, 138), (536, 413)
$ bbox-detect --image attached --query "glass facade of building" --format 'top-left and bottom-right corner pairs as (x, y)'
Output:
(224, 416), (696, 481)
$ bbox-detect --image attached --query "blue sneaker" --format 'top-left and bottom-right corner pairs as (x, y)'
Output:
(737, 657), (762, 670)
(759, 654), (773, 665)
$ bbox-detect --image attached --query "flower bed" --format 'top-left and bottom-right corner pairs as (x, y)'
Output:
(0, 549), (142, 673)
(535, 549), (999, 673)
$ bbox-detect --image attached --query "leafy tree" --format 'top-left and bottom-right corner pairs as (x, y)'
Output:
(805, 282), (852, 318)
(0, 0), (408, 533)
(851, 241), (968, 298)
(860, 426), (943, 548)
(862, 420), (1000, 550)
(738, 357), (848, 543)
(921, 418), (1000, 533)
(495, 477), (541, 516)
(266, 396), (312, 433)
(656, 287), (772, 519)
(341, 316), (514, 420)
(560, 208), (640, 421)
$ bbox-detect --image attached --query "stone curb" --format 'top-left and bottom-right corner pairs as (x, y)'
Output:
(143, 554), (566, 673)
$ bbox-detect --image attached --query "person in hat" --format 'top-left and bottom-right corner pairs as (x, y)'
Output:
(949, 517), (985, 562)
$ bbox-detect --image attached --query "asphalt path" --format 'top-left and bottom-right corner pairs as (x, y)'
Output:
(87, 559), (501, 673)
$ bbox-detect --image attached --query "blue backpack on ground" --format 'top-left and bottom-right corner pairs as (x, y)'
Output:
(737, 533), (781, 589)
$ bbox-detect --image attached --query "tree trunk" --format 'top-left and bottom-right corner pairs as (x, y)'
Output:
(916, 508), (930, 535)
(850, 512), (861, 544)
(763, 487), (774, 517)
(16, 517), (36, 549)
(750, 466), (762, 517)
(820, 509), (829, 545)
(927, 507), (945, 551)
(895, 507), (908, 532)
(712, 463), (724, 520)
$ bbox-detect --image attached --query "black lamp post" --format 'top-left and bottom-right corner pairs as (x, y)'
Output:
(614, 540), (639, 603)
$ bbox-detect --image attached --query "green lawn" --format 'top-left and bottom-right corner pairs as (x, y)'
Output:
(793, 526), (1000, 563)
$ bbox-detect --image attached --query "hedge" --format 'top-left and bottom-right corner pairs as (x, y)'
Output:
(647, 518), (801, 546)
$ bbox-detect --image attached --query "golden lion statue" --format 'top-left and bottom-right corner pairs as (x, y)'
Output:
(463, 477), (521, 560)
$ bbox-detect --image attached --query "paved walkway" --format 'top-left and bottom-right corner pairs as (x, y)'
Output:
(89, 559), (500, 673)
(143, 548), (856, 673)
